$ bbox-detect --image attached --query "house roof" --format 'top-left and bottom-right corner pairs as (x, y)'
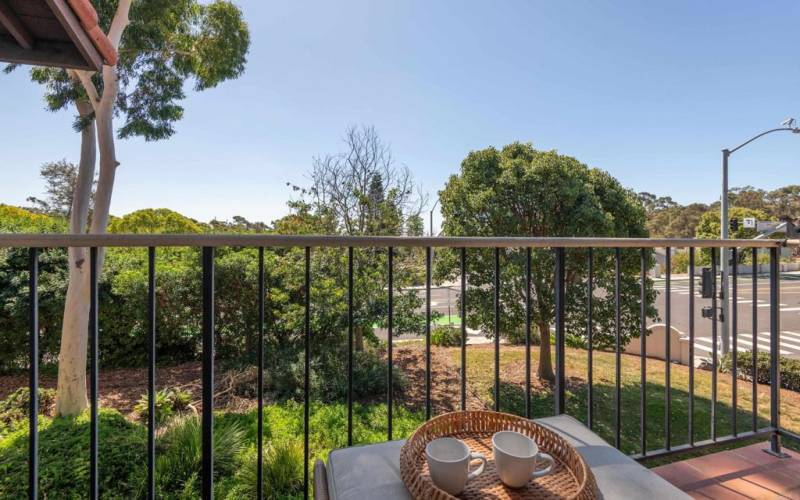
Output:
(0, 0), (117, 71)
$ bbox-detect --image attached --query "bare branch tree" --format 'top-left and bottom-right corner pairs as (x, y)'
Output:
(292, 125), (427, 236)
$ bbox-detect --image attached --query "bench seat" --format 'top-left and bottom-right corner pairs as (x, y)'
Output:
(317, 414), (689, 499)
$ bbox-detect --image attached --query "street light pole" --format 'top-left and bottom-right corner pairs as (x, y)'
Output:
(720, 121), (799, 355)
(720, 148), (731, 354)
(430, 199), (440, 237)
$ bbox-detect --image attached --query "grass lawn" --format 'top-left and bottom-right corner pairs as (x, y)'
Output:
(450, 345), (800, 461)
(433, 315), (461, 326)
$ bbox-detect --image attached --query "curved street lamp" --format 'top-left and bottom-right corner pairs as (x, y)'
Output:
(719, 119), (800, 353)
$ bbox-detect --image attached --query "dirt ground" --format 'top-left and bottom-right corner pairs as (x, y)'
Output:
(0, 344), (484, 418)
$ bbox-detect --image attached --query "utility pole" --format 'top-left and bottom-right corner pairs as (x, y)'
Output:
(720, 120), (799, 355)
(721, 149), (730, 354)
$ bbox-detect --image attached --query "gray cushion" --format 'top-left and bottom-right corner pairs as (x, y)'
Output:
(536, 415), (689, 499)
(327, 440), (411, 500)
(326, 414), (689, 499)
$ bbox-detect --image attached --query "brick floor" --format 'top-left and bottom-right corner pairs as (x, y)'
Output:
(652, 442), (800, 499)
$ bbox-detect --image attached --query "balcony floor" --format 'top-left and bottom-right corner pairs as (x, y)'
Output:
(653, 442), (800, 499)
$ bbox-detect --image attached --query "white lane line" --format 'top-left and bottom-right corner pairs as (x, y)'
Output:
(781, 307), (800, 312)
(697, 337), (795, 355)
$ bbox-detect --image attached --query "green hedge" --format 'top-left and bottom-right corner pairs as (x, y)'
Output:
(431, 326), (461, 347)
(719, 351), (800, 392)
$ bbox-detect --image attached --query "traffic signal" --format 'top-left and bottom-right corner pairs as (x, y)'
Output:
(730, 218), (739, 232)
(701, 268), (714, 298)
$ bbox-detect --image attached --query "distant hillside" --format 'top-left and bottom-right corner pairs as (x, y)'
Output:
(638, 185), (800, 238)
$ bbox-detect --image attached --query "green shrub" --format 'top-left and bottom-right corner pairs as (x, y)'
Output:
(565, 333), (587, 349)
(307, 348), (405, 402)
(225, 441), (304, 499)
(155, 414), (247, 498)
(0, 409), (146, 498)
(133, 388), (192, 426)
(431, 326), (461, 347)
(719, 351), (800, 392)
(0, 387), (56, 436)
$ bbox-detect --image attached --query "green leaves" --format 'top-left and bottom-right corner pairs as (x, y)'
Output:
(438, 143), (657, 377)
(15, 0), (250, 141)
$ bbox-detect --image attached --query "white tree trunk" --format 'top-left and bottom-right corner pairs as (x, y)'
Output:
(54, 0), (130, 416)
(54, 100), (97, 416)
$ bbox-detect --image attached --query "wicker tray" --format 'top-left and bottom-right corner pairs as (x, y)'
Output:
(400, 411), (597, 499)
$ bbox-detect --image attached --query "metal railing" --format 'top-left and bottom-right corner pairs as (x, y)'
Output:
(2, 234), (798, 500)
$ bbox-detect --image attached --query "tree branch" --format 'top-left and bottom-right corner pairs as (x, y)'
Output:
(68, 69), (100, 114)
(107, 0), (132, 50)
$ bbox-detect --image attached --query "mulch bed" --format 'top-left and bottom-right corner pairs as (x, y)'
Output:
(0, 344), (488, 418)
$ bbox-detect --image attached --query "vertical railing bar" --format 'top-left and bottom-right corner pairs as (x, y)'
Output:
(769, 247), (782, 454)
(460, 248), (467, 411)
(640, 248), (647, 456)
(201, 247), (215, 500)
(388, 247), (394, 440)
(494, 247), (500, 412)
(665, 247), (671, 451)
(304, 246), (311, 498)
(587, 248), (593, 430)
(732, 247), (738, 437)
(614, 247), (621, 449)
(347, 247), (354, 446)
(525, 247), (532, 419)
(711, 247), (718, 442)
(554, 247), (566, 416)
(425, 247), (432, 420)
(257, 247), (265, 499)
(752, 247), (758, 433)
(147, 247), (156, 500)
(28, 248), (39, 500)
(89, 246), (99, 500)
(689, 247), (695, 446)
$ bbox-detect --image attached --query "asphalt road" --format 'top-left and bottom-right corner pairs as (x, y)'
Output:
(652, 274), (800, 358)
(390, 276), (800, 358)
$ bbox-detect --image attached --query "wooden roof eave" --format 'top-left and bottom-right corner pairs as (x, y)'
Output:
(0, 0), (108, 71)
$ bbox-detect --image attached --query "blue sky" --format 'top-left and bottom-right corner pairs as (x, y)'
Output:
(2, 0), (799, 232)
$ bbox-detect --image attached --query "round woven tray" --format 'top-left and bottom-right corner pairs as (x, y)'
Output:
(400, 411), (598, 499)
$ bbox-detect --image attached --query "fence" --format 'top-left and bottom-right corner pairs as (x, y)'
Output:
(1, 234), (798, 500)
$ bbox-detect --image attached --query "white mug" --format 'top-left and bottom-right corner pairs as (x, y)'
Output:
(492, 431), (555, 488)
(426, 437), (487, 495)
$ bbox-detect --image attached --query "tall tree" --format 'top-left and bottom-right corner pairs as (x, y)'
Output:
(438, 143), (657, 382)
(6, 0), (249, 415)
(288, 125), (427, 350)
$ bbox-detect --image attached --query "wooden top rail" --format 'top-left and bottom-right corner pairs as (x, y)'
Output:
(0, 234), (797, 249)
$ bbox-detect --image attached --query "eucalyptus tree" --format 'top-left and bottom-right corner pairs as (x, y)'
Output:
(438, 143), (657, 382)
(5, 0), (249, 415)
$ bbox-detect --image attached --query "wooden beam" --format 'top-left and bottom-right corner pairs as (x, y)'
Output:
(0, 34), (93, 69)
(0, 0), (34, 49)
(44, 0), (101, 70)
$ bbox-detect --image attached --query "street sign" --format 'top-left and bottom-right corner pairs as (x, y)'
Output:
(744, 217), (756, 229)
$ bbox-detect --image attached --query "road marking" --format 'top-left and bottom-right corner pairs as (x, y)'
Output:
(693, 337), (793, 355)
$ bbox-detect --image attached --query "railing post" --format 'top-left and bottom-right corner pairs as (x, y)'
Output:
(89, 247), (99, 500)
(347, 247), (354, 446)
(554, 247), (566, 415)
(147, 247), (156, 500)
(460, 248), (467, 411)
(257, 247), (265, 498)
(767, 247), (787, 457)
(201, 247), (214, 500)
(494, 248), (500, 412)
(28, 248), (39, 500)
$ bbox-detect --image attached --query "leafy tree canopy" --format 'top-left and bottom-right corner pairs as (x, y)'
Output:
(438, 143), (656, 381)
(9, 0), (249, 141)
